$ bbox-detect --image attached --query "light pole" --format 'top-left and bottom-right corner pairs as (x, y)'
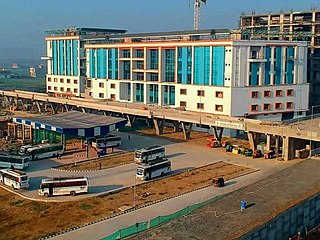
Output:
(133, 165), (137, 207)
(309, 105), (320, 158)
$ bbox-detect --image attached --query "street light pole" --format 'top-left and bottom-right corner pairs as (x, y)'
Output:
(133, 165), (136, 207)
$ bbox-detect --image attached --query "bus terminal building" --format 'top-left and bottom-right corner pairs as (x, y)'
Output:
(7, 111), (127, 146)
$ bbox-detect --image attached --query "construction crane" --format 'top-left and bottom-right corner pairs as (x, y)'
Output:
(193, 0), (207, 30)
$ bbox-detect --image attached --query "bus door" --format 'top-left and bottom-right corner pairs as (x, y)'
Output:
(48, 183), (53, 196)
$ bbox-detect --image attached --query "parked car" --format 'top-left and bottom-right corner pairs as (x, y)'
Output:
(253, 149), (262, 158)
(264, 150), (275, 159)
(225, 145), (234, 152)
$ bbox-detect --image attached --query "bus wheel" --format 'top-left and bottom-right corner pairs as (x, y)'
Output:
(11, 184), (15, 189)
(70, 191), (76, 196)
(44, 193), (49, 198)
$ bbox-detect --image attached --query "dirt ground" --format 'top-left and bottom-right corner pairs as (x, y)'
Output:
(137, 127), (250, 148)
(0, 162), (255, 240)
(58, 152), (135, 171)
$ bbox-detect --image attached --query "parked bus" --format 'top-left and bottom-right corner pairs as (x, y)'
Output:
(136, 159), (171, 181)
(19, 144), (34, 155)
(91, 135), (122, 149)
(0, 169), (29, 189)
(26, 143), (64, 160)
(38, 177), (89, 197)
(134, 146), (165, 163)
(0, 153), (30, 170)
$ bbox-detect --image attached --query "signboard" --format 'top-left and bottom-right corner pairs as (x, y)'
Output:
(214, 121), (244, 130)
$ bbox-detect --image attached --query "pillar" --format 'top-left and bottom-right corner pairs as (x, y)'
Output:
(275, 135), (280, 156)
(266, 134), (272, 151)
(22, 124), (25, 142)
(126, 115), (136, 127)
(153, 118), (165, 135)
(181, 122), (193, 140)
(282, 136), (295, 161)
(213, 127), (224, 143)
(248, 132), (260, 151)
(173, 121), (180, 132)
(35, 101), (42, 113)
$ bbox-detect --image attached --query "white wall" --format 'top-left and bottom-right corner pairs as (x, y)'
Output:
(46, 75), (82, 97)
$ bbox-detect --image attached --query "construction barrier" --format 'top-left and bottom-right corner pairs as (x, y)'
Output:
(101, 194), (224, 240)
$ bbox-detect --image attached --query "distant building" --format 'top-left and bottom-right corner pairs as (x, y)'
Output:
(29, 67), (36, 78)
(11, 63), (19, 69)
(239, 9), (320, 111)
(0, 70), (12, 79)
(43, 27), (127, 97)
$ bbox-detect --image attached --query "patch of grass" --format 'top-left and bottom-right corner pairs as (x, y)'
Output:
(12, 199), (25, 206)
(31, 202), (50, 212)
(80, 203), (94, 210)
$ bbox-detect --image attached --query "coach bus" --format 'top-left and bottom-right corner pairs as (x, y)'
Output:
(91, 135), (122, 149)
(0, 169), (29, 189)
(27, 143), (64, 160)
(136, 159), (171, 181)
(38, 177), (89, 197)
(134, 145), (165, 163)
(0, 153), (30, 170)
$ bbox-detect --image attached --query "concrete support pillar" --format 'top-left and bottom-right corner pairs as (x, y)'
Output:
(275, 135), (280, 156)
(266, 134), (272, 151)
(153, 118), (165, 135)
(213, 127), (224, 143)
(126, 115), (136, 127)
(35, 101), (42, 113)
(181, 122), (193, 140)
(282, 136), (295, 161)
(173, 121), (180, 132)
(248, 132), (260, 151)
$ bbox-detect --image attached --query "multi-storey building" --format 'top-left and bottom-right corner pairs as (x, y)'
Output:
(44, 27), (126, 97)
(240, 9), (320, 110)
(84, 30), (309, 120)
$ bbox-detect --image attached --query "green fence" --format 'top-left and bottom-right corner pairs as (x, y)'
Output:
(101, 194), (224, 240)
(101, 221), (148, 240)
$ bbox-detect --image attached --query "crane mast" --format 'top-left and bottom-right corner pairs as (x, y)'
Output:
(193, 0), (206, 30)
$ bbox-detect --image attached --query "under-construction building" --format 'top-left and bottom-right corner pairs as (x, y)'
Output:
(240, 9), (320, 111)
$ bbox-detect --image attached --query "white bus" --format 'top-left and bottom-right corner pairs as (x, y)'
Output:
(136, 160), (171, 181)
(19, 144), (34, 155)
(0, 153), (30, 170)
(38, 177), (89, 197)
(0, 169), (29, 189)
(27, 143), (64, 160)
(134, 146), (165, 163)
(91, 135), (122, 149)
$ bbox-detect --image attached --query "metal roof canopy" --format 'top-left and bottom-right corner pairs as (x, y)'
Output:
(11, 111), (127, 138)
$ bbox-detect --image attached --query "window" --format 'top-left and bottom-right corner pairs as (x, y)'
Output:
(264, 90), (271, 98)
(275, 103), (282, 110)
(123, 49), (130, 58)
(99, 83), (104, 88)
(180, 101), (187, 107)
(251, 104), (258, 111)
(60, 79), (64, 83)
(60, 87), (64, 92)
(67, 88), (71, 92)
(275, 90), (283, 97)
(287, 89), (294, 96)
(67, 79), (71, 83)
(110, 94), (116, 100)
(136, 49), (144, 58)
(74, 79), (78, 84)
(286, 102), (293, 109)
(99, 93), (104, 98)
(137, 72), (144, 80)
(54, 87), (58, 91)
(54, 78), (58, 83)
(251, 91), (259, 98)
(263, 103), (271, 111)
(48, 86), (52, 90)
(197, 103), (204, 109)
(180, 89), (187, 95)
(197, 90), (205, 97)
(215, 91), (223, 98)
(215, 105), (223, 112)
(74, 88), (78, 93)
(48, 78), (52, 82)
(111, 84), (116, 89)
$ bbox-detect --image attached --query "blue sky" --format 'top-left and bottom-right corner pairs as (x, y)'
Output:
(0, 0), (319, 60)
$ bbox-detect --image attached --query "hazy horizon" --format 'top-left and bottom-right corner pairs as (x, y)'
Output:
(1, 0), (320, 60)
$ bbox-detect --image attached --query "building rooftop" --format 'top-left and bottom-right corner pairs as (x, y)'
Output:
(45, 27), (127, 36)
(241, 9), (320, 17)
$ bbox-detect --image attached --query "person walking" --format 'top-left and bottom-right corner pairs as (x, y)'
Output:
(128, 134), (131, 141)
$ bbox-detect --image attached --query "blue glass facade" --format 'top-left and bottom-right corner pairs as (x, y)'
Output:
(135, 83), (144, 102)
(274, 47), (282, 85)
(149, 85), (159, 104)
(193, 46), (210, 85)
(108, 48), (118, 79)
(164, 49), (175, 82)
(212, 46), (225, 86)
(164, 85), (175, 105)
(249, 63), (259, 86)
(286, 47), (294, 84)
(177, 47), (192, 84)
(264, 47), (271, 85)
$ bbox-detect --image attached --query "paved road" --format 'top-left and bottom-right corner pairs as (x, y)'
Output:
(51, 145), (297, 240)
